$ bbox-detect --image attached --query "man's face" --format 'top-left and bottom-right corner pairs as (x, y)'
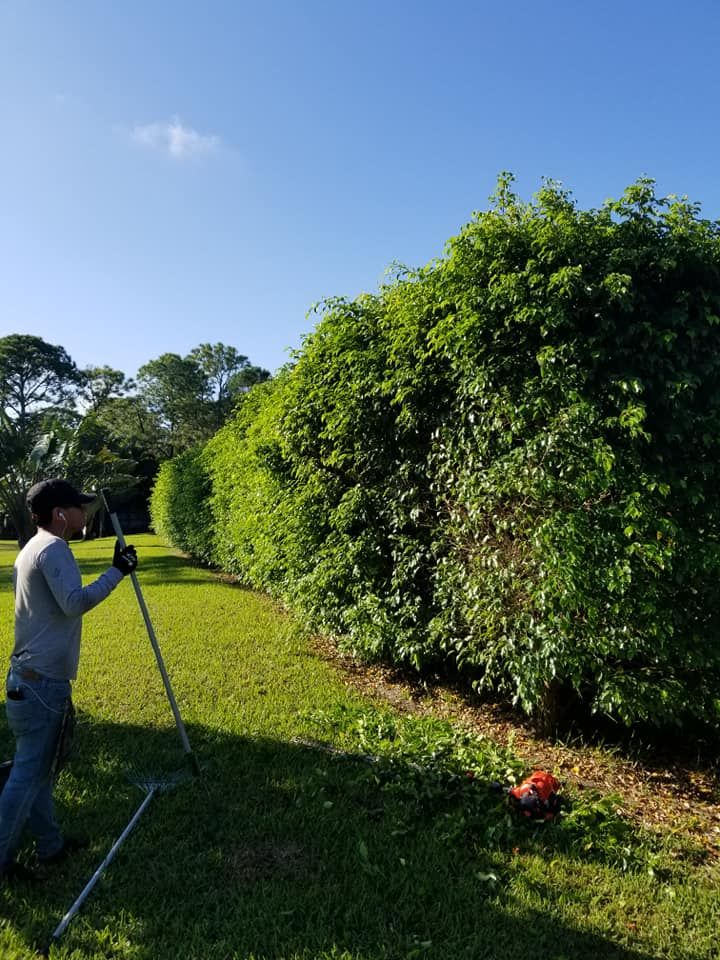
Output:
(58, 504), (87, 538)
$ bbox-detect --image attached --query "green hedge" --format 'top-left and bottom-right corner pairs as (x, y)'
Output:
(150, 177), (720, 729)
(149, 447), (214, 564)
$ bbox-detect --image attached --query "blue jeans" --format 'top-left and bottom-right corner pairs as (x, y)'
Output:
(0, 669), (70, 867)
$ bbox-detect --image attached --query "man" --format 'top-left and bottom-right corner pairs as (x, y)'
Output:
(0, 478), (137, 882)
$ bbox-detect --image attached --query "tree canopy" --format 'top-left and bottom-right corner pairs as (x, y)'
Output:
(78, 365), (132, 413)
(136, 344), (270, 454)
(0, 334), (80, 429)
(0, 334), (267, 543)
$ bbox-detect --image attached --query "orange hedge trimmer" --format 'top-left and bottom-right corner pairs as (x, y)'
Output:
(508, 770), (562, 820)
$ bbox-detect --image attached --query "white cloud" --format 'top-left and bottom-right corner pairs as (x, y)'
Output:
(131, 117), (220, 159)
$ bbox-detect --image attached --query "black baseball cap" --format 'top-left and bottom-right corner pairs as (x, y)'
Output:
(27, 479), (96, 516)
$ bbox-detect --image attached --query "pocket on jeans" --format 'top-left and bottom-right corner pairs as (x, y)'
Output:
(6, 698), (31, 723)
(6, 694), (43, 735)
(6, 691), (29, 709)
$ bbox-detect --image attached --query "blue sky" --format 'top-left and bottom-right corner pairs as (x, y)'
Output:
(2, 0), (719, 379)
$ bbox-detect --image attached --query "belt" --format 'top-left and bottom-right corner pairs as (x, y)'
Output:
(16, 668), (43, 682)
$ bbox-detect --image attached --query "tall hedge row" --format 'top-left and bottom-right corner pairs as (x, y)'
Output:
(149, 447), (214, 565)
(151, 178), (720, 729)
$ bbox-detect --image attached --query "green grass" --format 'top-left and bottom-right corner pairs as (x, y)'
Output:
(0, 535), (717, 959)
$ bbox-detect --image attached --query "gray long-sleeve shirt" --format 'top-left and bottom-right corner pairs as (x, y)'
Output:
(11, 529), (123, 681)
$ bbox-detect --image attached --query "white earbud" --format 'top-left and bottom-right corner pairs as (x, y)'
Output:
(59, 512), (66, 520)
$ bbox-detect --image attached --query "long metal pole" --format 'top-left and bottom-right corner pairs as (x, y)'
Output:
(102, 493), (201, 776)
(48, 789), (156, 948)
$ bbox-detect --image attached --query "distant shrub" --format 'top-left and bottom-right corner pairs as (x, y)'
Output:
(152, 177), (720, 730)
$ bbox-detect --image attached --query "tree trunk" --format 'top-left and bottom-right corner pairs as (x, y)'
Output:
(535, 678), (579, 738)
(12, 504), (35, 548)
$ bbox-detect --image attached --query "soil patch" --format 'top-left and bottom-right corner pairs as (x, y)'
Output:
(312, 636), (720, 862)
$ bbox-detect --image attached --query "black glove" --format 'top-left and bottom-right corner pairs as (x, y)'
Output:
(113, 540), (138, 576)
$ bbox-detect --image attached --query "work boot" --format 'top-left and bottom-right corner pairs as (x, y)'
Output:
(0, 861), (39, 885)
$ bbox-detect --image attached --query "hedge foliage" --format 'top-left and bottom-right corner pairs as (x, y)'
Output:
(149, 446), (214, 565)
(151, 177), (720, 729)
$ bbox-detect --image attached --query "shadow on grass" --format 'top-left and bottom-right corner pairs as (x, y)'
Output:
(71, 543), (221, 590)
(0, 547), (218, 603)
(0, 716), (665, 960)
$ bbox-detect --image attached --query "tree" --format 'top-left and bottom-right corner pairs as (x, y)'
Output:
(136, 353), (209, 457)
(0, 403), (143, 545)
(78, 366), (133, 413)
(0, 411), (73, 545)
(137, 345), (271, 456)
(0, 334), (80, 430)
(93, 396), (165, 464)
(188, 343), (270, 428)
(0, 338), (144, 544)
(227, 363), (271, 395)
(0, 335), (84, 544)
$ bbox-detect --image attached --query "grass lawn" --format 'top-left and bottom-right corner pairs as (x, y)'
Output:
(0, 535), (717, 959)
